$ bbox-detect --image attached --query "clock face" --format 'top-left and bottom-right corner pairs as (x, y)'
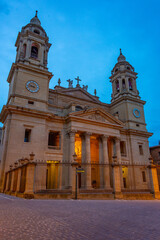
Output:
(26, 81), (39, 93)
(133, 108), (141, 118)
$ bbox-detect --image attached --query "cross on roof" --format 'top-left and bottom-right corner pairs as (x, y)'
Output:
(75, 76), (81, 87)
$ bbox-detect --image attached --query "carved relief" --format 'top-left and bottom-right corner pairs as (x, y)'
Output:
(86, 114), (109, 123)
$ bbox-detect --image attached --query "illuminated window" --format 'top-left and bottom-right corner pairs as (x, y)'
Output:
(139, 145), (143, 155)
(24, 129), (31, 142)
(48, 131), (60, 149)
(142, 171), (146, 182)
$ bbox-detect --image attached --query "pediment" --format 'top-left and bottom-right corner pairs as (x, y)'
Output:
(53, 87), (100, 103)
(69, 108), (124, 126)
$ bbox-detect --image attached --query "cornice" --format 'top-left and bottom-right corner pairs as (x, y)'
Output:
(0, 105), (65, 124)
(49, 89), (110, 108)
(120, 128), (153, 138)
(7, 62), (53, 83)
(65, 115), (124, 130)
(110, 96), (146, 106)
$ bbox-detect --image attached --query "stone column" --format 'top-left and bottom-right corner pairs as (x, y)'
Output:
(102, 135), (111, 189)
(25, 39), (31, 60)
(4, 172), (9, 192)
(24, 163), (35, 196)
(112, 156), (123, 199)
(68, 131), (76, 188)
(10, 170), (15, 192)
(148, 157), (160, 199)
(34, 163), (47, 192)
(16, 168), (22, 193)
(115, 137), (121, 163)
(85, 132), (92, 189)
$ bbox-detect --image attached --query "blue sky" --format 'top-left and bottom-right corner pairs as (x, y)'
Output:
(0, 0), (160, 146)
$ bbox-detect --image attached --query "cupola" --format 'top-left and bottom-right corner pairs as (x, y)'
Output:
(110, 49), (140, 102)
(15, 11), (51, 70)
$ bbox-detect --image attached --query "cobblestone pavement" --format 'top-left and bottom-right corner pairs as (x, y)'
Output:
(0, 194), (160, 240)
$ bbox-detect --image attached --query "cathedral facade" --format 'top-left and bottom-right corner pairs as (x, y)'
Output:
(0, 13), (159, 199)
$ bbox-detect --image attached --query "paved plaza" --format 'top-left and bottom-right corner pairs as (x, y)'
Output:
(0, 194), (160, 240)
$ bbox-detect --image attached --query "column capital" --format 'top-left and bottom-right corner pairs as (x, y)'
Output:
(102, 135), (109, 140)
(114, 136), (121, 142)
(68, 130), (77, 137)
(84, 132), (92, 137)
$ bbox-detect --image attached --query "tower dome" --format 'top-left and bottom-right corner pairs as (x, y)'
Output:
(30, 11), (41, 26)
(110, 49), (140, 102)
(117, 49), (126, 62)
(15, 11), (51, 69)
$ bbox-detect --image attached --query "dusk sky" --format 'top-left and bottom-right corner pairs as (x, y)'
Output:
(0, 0), (160, 146)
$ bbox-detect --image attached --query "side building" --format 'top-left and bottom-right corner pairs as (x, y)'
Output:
(0, 13), (159, 199)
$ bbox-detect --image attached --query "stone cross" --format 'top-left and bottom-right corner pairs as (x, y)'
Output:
(94, 89), (97, 96)
(75, 76), (81, 87)
(58, 78), (61, 86)
(67, 79), (73, 88)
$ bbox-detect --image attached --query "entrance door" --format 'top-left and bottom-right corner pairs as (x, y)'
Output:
(46, 163), (59, 189)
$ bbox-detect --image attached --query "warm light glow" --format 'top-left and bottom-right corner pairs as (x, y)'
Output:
(47, 160), (59, 164)
(75, 137), (82, 158)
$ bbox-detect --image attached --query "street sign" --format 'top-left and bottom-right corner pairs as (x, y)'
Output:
(76, 168), (85, 173)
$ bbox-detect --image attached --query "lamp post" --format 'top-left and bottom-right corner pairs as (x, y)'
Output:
(72, 152), (78, 199)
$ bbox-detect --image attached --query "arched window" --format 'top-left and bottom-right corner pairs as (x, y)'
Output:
(75, 106), (83, 111)
(115, 80), (119, 93)
(34, 29), (40, 35)
(122, 79), (126, 89)
(128, 78), (133, 90)
(23, 44), (26, 58)
(31, 44), (38, 59)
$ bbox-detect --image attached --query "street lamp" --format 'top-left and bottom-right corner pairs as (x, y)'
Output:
(72, 152), (78, 199)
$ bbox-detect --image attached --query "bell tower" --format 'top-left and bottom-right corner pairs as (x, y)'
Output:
(110, 50), (147, 131)
(7, 11), (53, 110)
(110, 49), (140, 102)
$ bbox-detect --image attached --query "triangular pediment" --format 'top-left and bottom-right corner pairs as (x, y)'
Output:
(52, 87), (100, 103)
(69, 108), (124, 126)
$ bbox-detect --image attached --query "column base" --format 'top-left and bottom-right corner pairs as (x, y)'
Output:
(154, 192), (160, 199)
(114, 192), (123, 199)
(23, 192), (34, 199)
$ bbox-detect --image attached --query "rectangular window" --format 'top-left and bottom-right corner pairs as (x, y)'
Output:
(158, 152), (160, 157)
(24, 129), (31, 142)
(142, 171), (146, 182)
(139, 145), (143, 155)
(48, 131), (60, 149)
(120, 141), (127, 156)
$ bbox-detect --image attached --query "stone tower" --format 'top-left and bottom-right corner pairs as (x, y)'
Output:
(110, 49), (147, 131)
(7, 11), (53, 110)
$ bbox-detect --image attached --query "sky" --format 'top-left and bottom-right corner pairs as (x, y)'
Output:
(0, 0), (160, 146)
